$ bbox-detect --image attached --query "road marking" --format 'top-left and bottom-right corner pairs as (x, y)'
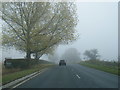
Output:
(12, 78), (31, 88)
(76, 74), (80, 79)
(12, 69), (48, 88)
(12, 72), (41, 88)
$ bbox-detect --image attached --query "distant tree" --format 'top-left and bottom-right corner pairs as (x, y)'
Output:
(83, 49), (100, 60)
(61, 48), (81, 63)
(48, 51), (59, 63)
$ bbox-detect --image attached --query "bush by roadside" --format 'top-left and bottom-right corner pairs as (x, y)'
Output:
(4, 58), (40, 69)
(3, 59), (54, 75)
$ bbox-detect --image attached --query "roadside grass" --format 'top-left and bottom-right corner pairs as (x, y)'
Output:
(2, 64), (55, 85)
(0, 62), (2, 84)
(79, 60), (119, 76)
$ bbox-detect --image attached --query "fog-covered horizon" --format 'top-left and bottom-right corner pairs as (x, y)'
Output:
(56, 2), (118, 62)
(0, 2), (118, 62)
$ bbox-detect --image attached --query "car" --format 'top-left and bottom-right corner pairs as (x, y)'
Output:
(59, 60), (66, 66)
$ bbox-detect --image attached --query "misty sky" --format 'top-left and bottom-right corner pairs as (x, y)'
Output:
(0, 2), (118, 62)
(56, 2), (118, 61)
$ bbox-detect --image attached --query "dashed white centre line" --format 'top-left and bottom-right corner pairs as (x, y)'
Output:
(76, 74), (80, 79)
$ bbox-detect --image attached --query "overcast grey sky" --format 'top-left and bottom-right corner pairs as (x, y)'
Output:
(1, 2), (118, 62)
(56, 2), (118, 61)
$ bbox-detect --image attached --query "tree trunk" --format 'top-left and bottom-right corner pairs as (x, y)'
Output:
(26, 50), (31, 60)
(35, 52), (39, 60)
(34, 52), (43, 60)
(26, 29), (31, 60)
(38, 54), (43, 60)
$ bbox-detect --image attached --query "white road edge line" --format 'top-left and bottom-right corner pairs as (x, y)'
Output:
(13, 72), (41, 88)
(76, 74), (80, 79)
(12, 69), (47, 88)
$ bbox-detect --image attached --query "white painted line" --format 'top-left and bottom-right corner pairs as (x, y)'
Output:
(13, 72), (41, 88)
(13, 78), (30, 88)
(12, 69), (47, 88)
(76, 74), (80, 79)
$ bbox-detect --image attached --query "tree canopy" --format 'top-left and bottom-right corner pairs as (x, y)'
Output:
(2, 2), (78, 59)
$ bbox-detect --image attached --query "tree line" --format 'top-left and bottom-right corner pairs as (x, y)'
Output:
(48, 48), (100, 63)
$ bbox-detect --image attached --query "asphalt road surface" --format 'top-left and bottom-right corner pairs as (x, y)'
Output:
(17, 64), (118, 88)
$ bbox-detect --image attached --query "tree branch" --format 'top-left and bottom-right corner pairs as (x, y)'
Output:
(2, 17), (26, 42)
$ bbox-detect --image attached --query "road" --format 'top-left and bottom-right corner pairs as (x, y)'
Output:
(16, 64), (118, 88)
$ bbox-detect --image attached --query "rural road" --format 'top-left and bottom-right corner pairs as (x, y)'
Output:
(16, 64), (118, 88)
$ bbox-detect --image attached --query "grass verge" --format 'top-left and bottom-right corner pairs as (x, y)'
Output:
(2, 64), (55, 85)
(79, 60), (119, 76)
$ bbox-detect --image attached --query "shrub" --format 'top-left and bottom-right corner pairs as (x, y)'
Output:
(4, 59), (39, 69)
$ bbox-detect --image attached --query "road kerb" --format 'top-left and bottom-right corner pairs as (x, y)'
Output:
(2, 68), (48, 89)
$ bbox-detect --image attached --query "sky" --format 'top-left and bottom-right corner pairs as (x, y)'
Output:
(56, 2), (118, 61)
(0, 2), (118, 62)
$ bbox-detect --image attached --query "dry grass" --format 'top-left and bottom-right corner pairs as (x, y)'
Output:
(2, 68), (21, 75)
(2, 63), (22, 75)
(3, 62), (19, 74)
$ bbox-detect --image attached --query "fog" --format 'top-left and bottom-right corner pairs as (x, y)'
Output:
(56, 2), (118, 62)
(0, 2), (118, 63)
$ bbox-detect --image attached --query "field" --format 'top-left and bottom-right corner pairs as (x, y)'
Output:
(79, 60), (119, 76)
